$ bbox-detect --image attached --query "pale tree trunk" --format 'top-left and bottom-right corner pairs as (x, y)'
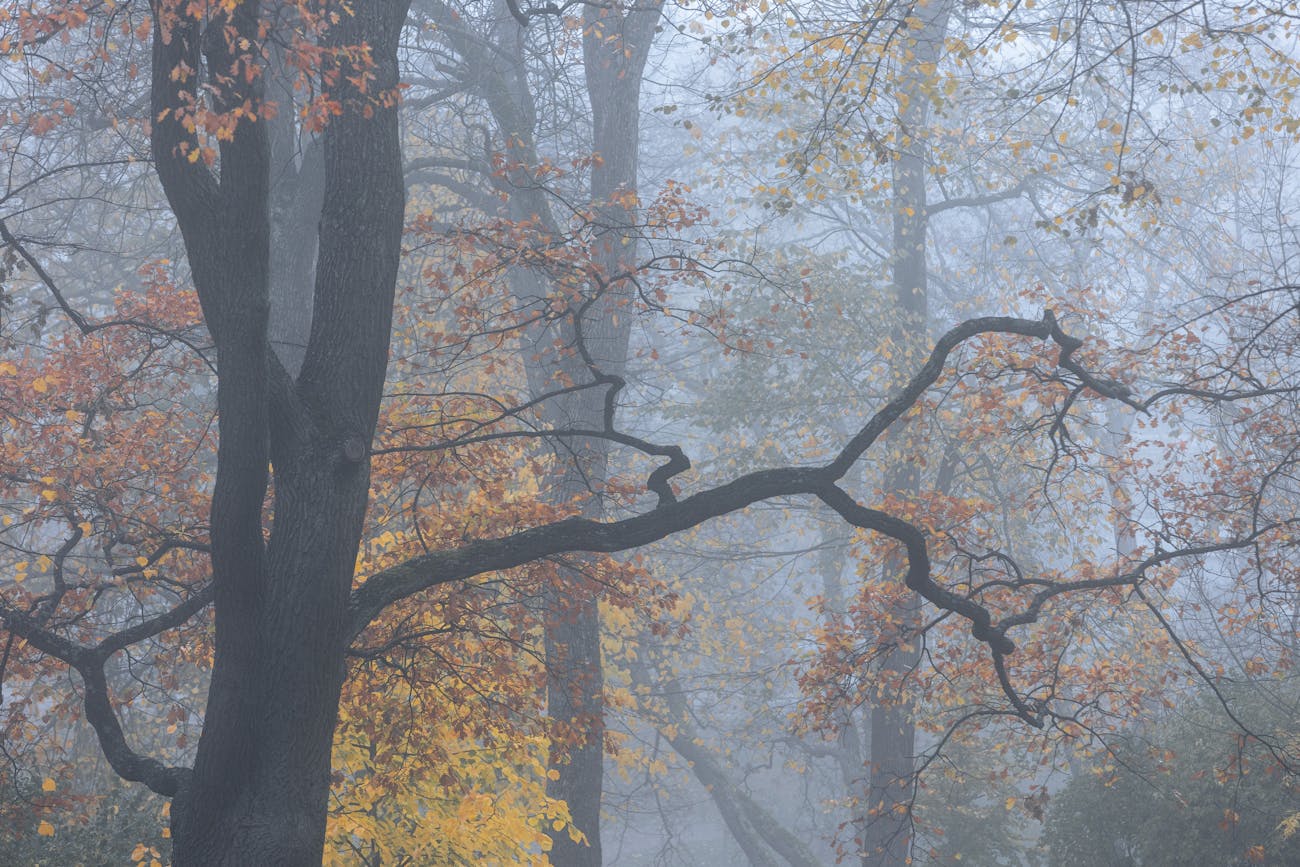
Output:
(451, 4), (663, 863)
(861, 2), (952, 864)
(813, 520), (873, 856)
(535, 7), (662, 860)
(402, 4), (660, 860)
(651, 671), (825, 867)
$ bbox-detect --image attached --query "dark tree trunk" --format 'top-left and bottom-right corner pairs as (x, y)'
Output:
(148, 1), (411, 863)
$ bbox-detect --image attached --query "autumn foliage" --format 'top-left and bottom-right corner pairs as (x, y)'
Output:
(2, 0), (1300, 865)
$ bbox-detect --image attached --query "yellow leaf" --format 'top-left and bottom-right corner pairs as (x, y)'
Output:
(37, 820), (54, 837)
(1005, 796), (1016, 810)
(31, 377), (48, 393)
(41, 489), (57, 502)
(78, 521), (93, 535)
(41, 777), (56, 792)
(136, 556), (149, 567)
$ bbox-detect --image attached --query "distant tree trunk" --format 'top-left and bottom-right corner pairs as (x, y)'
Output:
(485, 6), (662, 864)
(653, 673), (826, 867)
(813, 520), (874, 856)
(409, 5), (659, 860)
(860, 3), (952, 864)
(536, 7), (662, 862)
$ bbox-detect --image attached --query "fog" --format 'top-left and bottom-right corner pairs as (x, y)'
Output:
(1, 1), (1297, 865)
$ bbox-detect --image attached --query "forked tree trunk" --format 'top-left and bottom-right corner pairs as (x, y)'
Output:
(171, 465), (371, 864)
(149, 1), (411, 863)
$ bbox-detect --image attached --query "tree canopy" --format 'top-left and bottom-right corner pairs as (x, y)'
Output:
(1, 1), (1298, 865)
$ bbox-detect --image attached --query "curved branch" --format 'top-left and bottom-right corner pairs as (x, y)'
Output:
(0, 595), (203, 796)
(94, 584), (214, 658)
(827, 310), (1137, 480)
(811, 483), (1011, 654)
(350, 310), (1124, 644)
(77, 658), (191, 797)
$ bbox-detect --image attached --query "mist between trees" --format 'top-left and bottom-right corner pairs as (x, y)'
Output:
(1, 0), (1298, 865)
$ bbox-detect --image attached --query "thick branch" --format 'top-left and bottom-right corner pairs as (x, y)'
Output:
(350, 311), (1122, 642)
(0, 599), (201, 796)
(812, 484), (1011, 654)
(78, 659), (191, 797)
(348, 465), (828, 638)
(925, 176), (1035, 217)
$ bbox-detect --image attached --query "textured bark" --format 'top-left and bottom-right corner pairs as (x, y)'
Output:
(147, 1), (410, 862)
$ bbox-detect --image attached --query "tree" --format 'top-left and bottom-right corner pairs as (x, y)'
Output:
(679, 0), (1300, 861)
(3, 1), (1298, 865)
(397, 2), (666, 857)
(1043, 686), (1300, 867)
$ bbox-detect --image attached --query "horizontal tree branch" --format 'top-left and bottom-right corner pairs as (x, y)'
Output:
(350, 311), (1133, 646)
(925, 175), (1035, 217)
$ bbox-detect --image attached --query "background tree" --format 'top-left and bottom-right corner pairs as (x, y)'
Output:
(3, 1), (1300, 866)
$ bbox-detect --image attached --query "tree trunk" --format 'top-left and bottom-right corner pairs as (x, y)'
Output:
(654, 673), (826, 867)
(860, 3), (952, 864)
(522, 6), (663, 863)
(148, 1), (411, 862)
(170, 467), (366, 865)
(407, 6), (659, 860)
